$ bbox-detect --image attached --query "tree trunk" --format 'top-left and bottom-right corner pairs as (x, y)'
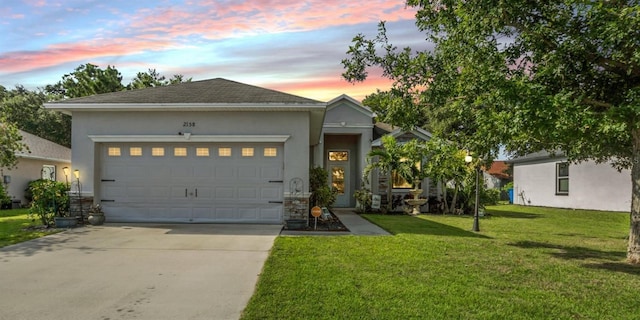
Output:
(450, 185), (459, 214)
(442, 186), (449, 213)
(628, 129), (640, 264)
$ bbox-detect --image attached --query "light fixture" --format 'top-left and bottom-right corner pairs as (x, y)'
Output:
(73, 169), (80, 179)
(63, 167), (70, 176)
(465, 155), (473, 163)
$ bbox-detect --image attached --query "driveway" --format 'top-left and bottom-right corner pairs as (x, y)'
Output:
(0, 223), (282, 320)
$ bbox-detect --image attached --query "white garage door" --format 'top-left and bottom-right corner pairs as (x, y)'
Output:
(99, 143), (283, 223)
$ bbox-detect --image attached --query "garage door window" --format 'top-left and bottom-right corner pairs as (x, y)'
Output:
(174, 147), (188, 157)
(152, 147), (165, 156)
(264, 148), (277, 157)
(242, 148), (254, 157)
(218, 147), (232, 157)
(196, 147), (209, 156)
(108, 147), (121, 156)
(130, 147), (142, 156)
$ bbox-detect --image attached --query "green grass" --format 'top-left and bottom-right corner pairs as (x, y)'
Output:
(242, 205), (640, 319)
(0, 208), (61, 248)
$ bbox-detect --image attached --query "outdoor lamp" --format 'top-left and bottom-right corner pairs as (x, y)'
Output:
(73, 170), (80, 179)
(465, 155), (473, 164)
(63, 167), (70, 177)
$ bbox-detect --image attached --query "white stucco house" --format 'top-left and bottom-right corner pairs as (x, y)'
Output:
(509, 151), (631, 212)
(2, 130), (71, 206)
(45, 78), (434, 223)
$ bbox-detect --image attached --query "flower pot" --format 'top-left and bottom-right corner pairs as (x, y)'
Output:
(87, 213), (105, 226)
(54, 216), (78, 228)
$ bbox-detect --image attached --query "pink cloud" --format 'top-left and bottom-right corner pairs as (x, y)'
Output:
(127, 1), (416, 40)
(264, 73), (394, 101)
(0, 38), (173, 73)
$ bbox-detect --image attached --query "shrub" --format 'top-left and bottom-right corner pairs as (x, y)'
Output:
(309, 167), (337, 207)
(27, 179), (69, 226)
(0, 183), (10, 209)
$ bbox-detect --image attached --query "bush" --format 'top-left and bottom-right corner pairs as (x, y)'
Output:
(0, 183), (10, 209)
(27, 179), (69, 226)
(309, 167), (337, 207)
(353, 185), (372, 213)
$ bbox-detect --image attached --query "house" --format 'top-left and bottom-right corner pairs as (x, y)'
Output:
(483, 161), (511, 190)
(509, 151), (630, 212)
(2, 130), (71, 206)
(45, 78), (433, 223)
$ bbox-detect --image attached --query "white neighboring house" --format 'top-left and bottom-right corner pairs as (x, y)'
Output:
(3, 130), (71, 206)
(509, 151), (631, 212)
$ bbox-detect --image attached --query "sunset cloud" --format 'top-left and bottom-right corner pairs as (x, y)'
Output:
(0, 0), (424, 101)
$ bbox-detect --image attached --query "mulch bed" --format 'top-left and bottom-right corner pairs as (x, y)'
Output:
(285, 211), (349, 232)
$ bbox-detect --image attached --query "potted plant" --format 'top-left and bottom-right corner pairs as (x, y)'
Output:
(87, 204), (105, 225)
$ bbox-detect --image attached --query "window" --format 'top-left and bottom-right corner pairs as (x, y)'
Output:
(174, 147), (187, 157)
(218, 147), (232, 157)
(108, 147), (121, 156)
(556, 162), (569, 195)
(152, 147), (165, 157)
(196, 148), (209, 157)
(242, 148), (254, 157)
(328, 151), (348, 161)
(129, 147), (142, 156)
(264, 148), (277, 157)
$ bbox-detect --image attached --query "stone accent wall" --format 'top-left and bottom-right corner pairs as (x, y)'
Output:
(284, 193), (310, 223)
(69, 194), (93, 221)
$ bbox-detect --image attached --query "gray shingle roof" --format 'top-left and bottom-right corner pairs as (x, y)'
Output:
(16, 130), (71, 162)
(50, 78), (322, 105)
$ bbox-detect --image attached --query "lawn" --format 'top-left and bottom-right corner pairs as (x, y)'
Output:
(0, 208), (61, 248)
(242, 205), (640, 319)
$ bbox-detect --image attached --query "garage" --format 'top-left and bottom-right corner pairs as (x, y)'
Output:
(99, 142), (283, 223)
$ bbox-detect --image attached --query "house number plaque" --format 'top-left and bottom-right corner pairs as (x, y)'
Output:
(183, 122), (196, 127)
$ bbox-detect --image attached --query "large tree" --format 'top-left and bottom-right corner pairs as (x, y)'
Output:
(0, 85), (71, 147)
(342, 1), (640, 263)
(128, 69), (192, 89)
(45, 63), (125, 99)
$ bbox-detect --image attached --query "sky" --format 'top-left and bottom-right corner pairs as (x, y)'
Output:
(0, 0), (428, 102)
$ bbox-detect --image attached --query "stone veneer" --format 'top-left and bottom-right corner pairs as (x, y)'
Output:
(284, 192), (311, 223)
(69, 194), (93, 222)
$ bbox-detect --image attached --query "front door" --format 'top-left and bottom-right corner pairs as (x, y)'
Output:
(328, 151), (350, 207)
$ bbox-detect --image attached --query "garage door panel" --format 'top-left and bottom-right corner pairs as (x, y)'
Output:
(100, 143), (283, 223)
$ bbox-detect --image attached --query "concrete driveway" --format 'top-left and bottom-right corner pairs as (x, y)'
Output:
(0, 223), (282, 320)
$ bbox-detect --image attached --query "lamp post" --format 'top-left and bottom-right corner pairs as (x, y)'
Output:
(73, 170), (83, 222)
(465, 155), (480, 232)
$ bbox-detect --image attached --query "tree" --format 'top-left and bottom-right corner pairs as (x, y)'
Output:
(46, 63), (125, 99)
(342, 1), (640, 263)
(0, 118), (28, 171)
(1, 85), (71, 147)
(127, 69), (192, 89)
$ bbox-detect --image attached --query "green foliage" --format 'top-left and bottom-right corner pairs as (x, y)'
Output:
(128, 69), (192, 89)
(0, 119), (28, 169)
(309, 167), (337, 207)
(0, 183), (10, 208)
(0, 85), (71, 147)
(47, 63), (125, 98)
(353, 185), (372, 213)
(342, 0), (640, 262)
(27, 179), (70, 226)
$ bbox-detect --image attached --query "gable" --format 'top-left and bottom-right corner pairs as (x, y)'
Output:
(324, 95), (373, 125)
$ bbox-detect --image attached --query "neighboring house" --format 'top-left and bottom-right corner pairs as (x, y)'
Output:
(2, 130), (71, 206)
(44, 78), (434, 223)
(483, 160), (511, 190)
(509, 151), (631, 212)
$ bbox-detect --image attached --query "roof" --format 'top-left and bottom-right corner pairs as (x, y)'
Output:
(48, 78), (322, 105)
(16, 130), (71, 163)
(506, 150), (566, 164)
(484, 161), (511, 179)
(371, 127), (433, 147)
